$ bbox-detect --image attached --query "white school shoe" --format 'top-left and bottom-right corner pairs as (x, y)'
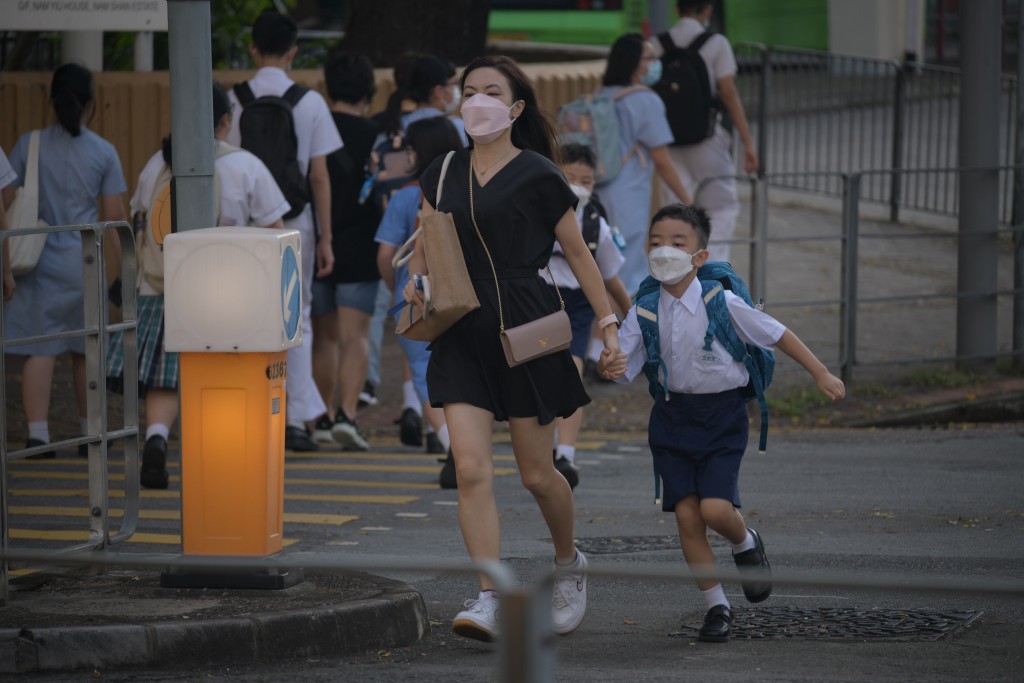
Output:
(452, 591), (500, 642)
(551, 550), (588, 635)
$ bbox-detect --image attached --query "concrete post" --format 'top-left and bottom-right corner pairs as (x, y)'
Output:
(648, 0), (673, 35)
(134, 32), (154, 72)
(166, 0), (215, 234)
(956, 1), (1001, 373)
(62, 31), (103, 70)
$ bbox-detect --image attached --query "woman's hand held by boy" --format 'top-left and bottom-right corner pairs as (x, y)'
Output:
(597, 346), (626, 380)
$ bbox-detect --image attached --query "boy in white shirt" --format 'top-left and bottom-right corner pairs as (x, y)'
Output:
(599, 203), (845, 642)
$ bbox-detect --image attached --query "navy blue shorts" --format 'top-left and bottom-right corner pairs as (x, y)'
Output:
(549, 285), (595, 359)
(648, 388), (748, 512)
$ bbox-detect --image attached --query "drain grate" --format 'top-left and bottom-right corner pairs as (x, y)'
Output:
(576, 535), (725, 555)
(670, 607), (982, 641)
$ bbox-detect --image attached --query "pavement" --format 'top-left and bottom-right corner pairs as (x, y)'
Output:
(2, 192), (1023, 675)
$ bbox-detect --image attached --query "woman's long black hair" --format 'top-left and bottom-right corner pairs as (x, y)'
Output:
(602, 33), (645, 87)
(50, 63), (94, 137)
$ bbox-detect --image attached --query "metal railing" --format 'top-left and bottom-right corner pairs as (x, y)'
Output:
(694, 166), (1023, 390)
(734, 44), (1019, 224)
(0, 220), (139, 605)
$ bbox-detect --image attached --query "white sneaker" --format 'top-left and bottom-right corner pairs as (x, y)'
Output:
(552, 550), (587, 635)
(331, 413), (370, 452)
(452, 591), (500, 642)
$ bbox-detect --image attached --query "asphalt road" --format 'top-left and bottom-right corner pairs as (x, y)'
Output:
(9, 425), (1023, 682)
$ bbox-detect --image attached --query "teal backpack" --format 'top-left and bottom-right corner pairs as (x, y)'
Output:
(556, 85), (647, 184)
(635, 261), (775, 451)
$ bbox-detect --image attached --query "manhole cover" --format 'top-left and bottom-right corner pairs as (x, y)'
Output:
(576, 535), (726, 555)
(670, 607), (982, 641)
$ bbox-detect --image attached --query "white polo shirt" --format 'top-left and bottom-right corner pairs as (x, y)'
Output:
(0, 146), (16, 189)
(226, 66), (342, 232)
(617, 276), (785, 394)
(649, 17), (738, 97)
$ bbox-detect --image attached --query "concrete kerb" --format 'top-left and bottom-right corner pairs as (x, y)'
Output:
(0, 574), (429, 674)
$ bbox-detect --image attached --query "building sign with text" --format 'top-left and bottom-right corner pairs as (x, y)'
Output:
(4, 0), (168, 31)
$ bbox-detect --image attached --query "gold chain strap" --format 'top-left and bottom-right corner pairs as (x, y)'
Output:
(468, 151), (564, 334)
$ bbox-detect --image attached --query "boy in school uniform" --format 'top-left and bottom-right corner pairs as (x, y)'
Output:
(598, 203), (845, 642)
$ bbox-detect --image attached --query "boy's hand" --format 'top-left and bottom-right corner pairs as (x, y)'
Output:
(597, 347), (626, 380)
(816, 372), (846, 401)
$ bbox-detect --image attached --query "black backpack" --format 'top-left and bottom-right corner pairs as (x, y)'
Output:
(653, 32), (722, 146)
(232, 81), (310, 220)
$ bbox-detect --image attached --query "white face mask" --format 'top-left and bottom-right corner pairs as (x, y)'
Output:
(648, 246), (701, 285)
(444, 86), (461, 115)
(569, 183), (592, 204)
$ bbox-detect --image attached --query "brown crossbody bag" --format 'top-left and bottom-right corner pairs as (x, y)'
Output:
(468, 152), (572, 367)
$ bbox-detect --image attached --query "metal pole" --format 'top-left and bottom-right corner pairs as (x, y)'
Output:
(758, 47), (770, 178)
(956, 1), (1002, 373)
(166, 0), (215, 234)
(840, 174), (861, 390)
(499, 583), (557, 683)
(647, 0), (672, 35)
(749, 176), (768, 301)
(890, 62), (906, 223)
(81, 226), (110, 548)
(1013, 2), (1024, 370)
(134, 31), (154, 72)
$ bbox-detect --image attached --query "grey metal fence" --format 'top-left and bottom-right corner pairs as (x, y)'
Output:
(0, 220), (139, 605)
(734, 44), (1019, 224)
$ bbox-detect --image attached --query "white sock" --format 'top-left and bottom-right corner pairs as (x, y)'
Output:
(28, 421), (50, 443)
(402, 381), (421, 414)
(146, 423), (170, 442)
(437, 424), (451, 451)
(79, 418), (89, 435)
(556, 549), (580, 567)
(556, 444), (576, 464)
(731, 529), (755, 555)
(425, 424), (435, 435)
(586, 337), (603, 362)
(702, 584), (729, 611)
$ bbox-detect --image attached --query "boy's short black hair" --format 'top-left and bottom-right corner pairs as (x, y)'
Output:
(677, 0), (713, 14)
(252, 10), (297, 57)
(558, 143), (596, 169)
(650, 203), (712, 248)
(324, 51), (377, 104)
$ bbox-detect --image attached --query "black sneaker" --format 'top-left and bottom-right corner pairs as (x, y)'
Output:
(140, 435), (170, 489)
(553, 450), (579, 489)
(285, 425), (320, 453)
(311, 413), (336, 445)
(439, 449), (458, 489)
(425, 432), (446, 456)
(25, 438), (56, 460)
(733, 528), (772, 603)
(331, 412), (370, 451)
(398, 407), (422, 447)
(357, 381), (378, 408)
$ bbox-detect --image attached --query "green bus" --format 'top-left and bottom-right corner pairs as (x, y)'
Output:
(487, 0), (828, 51)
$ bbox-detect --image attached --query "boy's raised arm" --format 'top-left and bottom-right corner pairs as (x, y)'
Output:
(774, 330), (846, 401)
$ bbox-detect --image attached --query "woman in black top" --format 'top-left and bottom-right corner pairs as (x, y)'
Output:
(403, 55), (622, 642)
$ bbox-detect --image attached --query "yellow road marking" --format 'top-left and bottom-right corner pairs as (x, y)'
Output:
(6, 488), (418, 504)
(6, 506), (357, 526)
(8, 529), (299, 546)
(284, 493), (419, 504)
(9, 465), (517, 481)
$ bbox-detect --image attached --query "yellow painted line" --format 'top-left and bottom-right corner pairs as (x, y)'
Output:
(284, 493), (419, 504)
(8, 529), (298, 546)
(284, 478), (437, 489)
(6, 506), (357, 527)
(292, 452), (518, 462)
(8, 488), (180, 499)
(9, 464), (519, 478)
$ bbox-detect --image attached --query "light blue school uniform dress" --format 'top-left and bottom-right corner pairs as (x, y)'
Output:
(595, 86), (675, 297)
(4, 125), (127, 356)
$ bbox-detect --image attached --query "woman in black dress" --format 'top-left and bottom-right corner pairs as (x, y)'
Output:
(403, 55), (622, 642)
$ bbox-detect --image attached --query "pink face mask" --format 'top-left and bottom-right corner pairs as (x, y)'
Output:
(460, 93), (519, 144)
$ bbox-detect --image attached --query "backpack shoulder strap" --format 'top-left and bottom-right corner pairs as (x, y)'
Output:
(233, 81), (255, 107)
(282, 83), (310, 107)
(611, 84), (649, 101)
(688, 31), (716, 52)
(657, 32), (676, 55)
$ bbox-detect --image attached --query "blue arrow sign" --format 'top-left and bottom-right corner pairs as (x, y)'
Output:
(281, 245), (300, 341)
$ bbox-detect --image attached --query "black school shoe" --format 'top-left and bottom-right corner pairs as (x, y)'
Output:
(140, 435), (170, 490)
(439, 449), (458, 489)
(398, 408), (422, 447)
(425, 432), (446, 456)
(553, 450), (579, 489)
(732, 528), (772, 603)
(698, 604), (732, 642)
(25, 438), (56, 460)
(285, 424), (320, 452)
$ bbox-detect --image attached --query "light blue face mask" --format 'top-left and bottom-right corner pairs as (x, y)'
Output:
(641, 59), (662, 86)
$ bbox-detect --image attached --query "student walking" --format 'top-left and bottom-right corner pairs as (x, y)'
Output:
(546, 143), (632, 489)
(3, 63), (128, 459)
(0, 145), (16, 301)
(401, 55), (622, 642)
(227, 9), (343, 453)
(595, 33), (692, 297)
(651, 0), (759, 262)
(599, 204), (845, 642)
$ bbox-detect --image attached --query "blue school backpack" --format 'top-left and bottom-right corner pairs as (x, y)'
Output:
(556, 85), (647, 184)
(634, 262), (775, 454)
